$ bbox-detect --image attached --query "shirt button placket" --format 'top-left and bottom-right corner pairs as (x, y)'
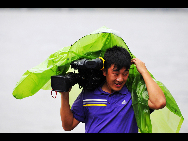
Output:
(107, 94), (111, 109)
(107, 94), (113, 111)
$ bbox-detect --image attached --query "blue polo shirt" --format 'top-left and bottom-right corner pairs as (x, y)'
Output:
(71, 85), (138, 133)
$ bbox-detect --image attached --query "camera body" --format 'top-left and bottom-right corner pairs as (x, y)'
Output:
(51, 58), (105, 92)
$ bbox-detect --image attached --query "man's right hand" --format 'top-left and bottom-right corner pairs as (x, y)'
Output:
(60, 87), (72, 95)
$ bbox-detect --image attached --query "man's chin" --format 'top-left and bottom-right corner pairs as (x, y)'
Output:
(112, 85), (124, 92)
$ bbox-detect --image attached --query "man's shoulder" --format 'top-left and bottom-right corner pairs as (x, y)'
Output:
(81, 89), (95, 95)
(82, 86), (102, 95)
(78, 89), (96, 99)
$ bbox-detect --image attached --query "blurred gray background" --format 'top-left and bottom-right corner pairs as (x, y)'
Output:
(0, 8), (187, 133)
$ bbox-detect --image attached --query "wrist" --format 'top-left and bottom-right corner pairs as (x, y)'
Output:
(61, 92), (69, 99)
(140, 69), (150, 77)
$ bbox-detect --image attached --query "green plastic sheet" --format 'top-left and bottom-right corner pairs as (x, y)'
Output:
(12, 26), (184, 133)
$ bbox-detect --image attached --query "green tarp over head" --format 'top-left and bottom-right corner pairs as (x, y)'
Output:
(12, 26), (184, 133)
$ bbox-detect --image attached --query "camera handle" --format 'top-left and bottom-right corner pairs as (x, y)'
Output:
(99, 57), (105, 70)
(51, 89), (57, 99)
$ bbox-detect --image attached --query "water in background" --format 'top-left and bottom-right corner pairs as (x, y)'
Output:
(0, 8), (187, 133)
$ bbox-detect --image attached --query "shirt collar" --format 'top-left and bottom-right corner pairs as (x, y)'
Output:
(94, 84), (129, 95)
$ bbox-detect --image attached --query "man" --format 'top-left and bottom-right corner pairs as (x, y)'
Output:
(60, 46), (166, 133)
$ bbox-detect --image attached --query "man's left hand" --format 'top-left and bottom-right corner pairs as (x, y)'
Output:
(131, 58), (148, 75)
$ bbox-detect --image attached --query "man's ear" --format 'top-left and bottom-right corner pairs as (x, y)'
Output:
(102, 69), (107, 76)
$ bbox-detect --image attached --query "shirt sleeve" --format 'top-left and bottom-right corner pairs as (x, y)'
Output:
(71, 90), (87, 123)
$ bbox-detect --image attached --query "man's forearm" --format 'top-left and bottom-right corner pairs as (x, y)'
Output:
(142, 70), (166, 109)
(60, 92), (74, 130)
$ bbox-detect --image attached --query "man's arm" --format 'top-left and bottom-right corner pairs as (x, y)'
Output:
(60, 91), (80, 131)
(131, 58), (166, 110)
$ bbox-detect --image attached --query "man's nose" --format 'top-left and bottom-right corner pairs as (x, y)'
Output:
(116, 74), (123, 82)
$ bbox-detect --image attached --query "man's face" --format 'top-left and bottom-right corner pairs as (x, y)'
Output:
(102, 64), (129, 93)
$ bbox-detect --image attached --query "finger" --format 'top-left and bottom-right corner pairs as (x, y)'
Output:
(131, 59), (136, 65)
(131, 58), (136, 62)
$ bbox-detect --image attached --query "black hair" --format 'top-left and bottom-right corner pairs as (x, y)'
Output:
(103, 46), (131, 72)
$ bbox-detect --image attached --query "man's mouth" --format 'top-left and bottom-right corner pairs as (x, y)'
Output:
(114, 82), (123, 87)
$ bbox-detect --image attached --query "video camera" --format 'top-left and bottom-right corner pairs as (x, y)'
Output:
(51, 57), (105, 92)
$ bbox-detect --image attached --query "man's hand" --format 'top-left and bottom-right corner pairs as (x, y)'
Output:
(131, 58), (147, 75)
(60, 87), (72, 94)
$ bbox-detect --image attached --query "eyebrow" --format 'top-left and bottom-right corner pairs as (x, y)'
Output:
(112, 68), (119, 71)
(112, 68), (129, 72)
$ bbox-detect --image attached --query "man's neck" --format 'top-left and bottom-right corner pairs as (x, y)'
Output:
(101, 82), (114, 94)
